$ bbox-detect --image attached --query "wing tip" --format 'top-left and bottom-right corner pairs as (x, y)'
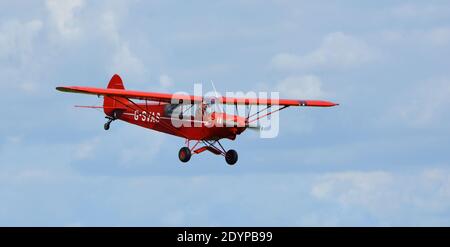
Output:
(56, 86), (83, 94)
(56, 86), (68, 92)
(326, 101), (339, 107)
(325, 101), (340, 107)
(299, 100), (339, 107)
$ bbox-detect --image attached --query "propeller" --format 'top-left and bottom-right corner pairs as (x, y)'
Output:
(245, 123), (264, 132)
(247, 125), (262, 131)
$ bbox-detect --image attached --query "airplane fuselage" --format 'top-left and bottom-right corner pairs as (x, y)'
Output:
(105, 101), (246, 141)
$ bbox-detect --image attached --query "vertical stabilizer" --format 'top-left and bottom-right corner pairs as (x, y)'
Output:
(103, 74), (125, 116)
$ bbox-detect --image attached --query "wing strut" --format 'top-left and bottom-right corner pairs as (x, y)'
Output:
(246, 105), (289, 125)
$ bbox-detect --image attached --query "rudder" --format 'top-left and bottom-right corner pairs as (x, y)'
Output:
(103, 74), (125, 117)
(107, 74), (125, 90)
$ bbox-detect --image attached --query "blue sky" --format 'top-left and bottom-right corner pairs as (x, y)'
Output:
(1, 0), (450, 226)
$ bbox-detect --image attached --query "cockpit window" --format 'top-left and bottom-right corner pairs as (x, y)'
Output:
(205, 104), (212, 114)
(164, 104), (182, 116)
(165, 102), (222, 118)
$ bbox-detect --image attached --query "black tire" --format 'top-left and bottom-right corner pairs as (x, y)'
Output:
(225, 149), (238, 165)
(104, 122), (110, 130)
(178, 147), (191, 163)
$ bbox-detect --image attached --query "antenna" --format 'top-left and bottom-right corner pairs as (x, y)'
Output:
(210, 80), (224, 112)
(211, 80), (219, 98)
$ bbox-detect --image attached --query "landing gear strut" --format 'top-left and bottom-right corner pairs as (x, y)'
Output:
(104, 116), (115, 130)
(104, 111), (120, 131)
(179, 140), (239, 165)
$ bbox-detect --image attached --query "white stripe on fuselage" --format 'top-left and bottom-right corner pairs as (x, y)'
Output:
(122, 112), (209, 124)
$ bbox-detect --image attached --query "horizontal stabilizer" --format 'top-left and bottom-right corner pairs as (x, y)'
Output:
(74, 105), (127, 110)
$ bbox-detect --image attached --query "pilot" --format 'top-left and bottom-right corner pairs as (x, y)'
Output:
(195, 103), (209, 120)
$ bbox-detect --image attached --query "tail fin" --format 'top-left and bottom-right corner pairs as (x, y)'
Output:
(107, 74), (125, 90)
(103, 74), (125, 116)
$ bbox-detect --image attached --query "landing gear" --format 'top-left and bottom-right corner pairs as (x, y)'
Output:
(179, 140), (239, 165)
(178, 147), (191, 163)
(104, 111), (122, 131)
(104, 117), (113, 130)
(104, 122), (111, 130)
(225, 149), (238, 165)
(104, 117), (114, 130)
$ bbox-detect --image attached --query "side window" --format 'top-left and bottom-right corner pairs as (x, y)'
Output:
(206, 104), (213, 114)
(164, 104), (181, 117)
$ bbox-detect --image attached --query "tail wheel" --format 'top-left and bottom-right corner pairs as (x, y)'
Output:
(225, 149), (238, 165)
(104, 116), (115, 131)
(178, 147), (191, 163)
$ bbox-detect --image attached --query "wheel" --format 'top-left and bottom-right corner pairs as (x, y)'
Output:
(225, 149), (238, 165)
(104, 122), (110, 130)
(178, 147), (191, 163)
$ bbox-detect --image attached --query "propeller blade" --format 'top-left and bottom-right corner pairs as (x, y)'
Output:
(246, 124), (263, 132)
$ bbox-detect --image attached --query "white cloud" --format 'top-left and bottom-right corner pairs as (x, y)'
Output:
(272, 32), (377, 70)
(0, 20), (43, 64)
(46, 0), (85, 39)
(70, 125), (166, 171)
(2, 163), (450, 226)
(7, 135), (23, 145)
(117, 134), (165, 167)
(311, 168), (450, 225)
(380, 28), (450, 46)
(75, 137), (100, 160)
(0, 19), (43, 93)
(275, 75), (325, 99)
(98, 10), (145, 79)
(111, 43), (145, 77)
(311, 171), (394, 209)
(100, 10), (120, 45)
(19, 82), (38, 93)
(159, 74), (173, 89)
(389, 78), (450, 127)
(426, 28), (450, 46)
(391, 4), (450, 19)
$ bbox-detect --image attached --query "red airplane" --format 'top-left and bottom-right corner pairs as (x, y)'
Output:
(57, 74), (338, 165)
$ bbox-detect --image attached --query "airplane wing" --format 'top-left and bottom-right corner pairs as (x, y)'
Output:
(56, 86), (338, 107)
(217, 97), (337, 107)
(56, 86), (202, 103)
